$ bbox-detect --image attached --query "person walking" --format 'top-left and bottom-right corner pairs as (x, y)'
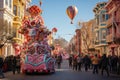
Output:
(91, 54), (99, 74)
(72, 55), (77, 71)
(56, 54), (62, 69)
(0, 57), (5, 78)
(83, 55), (91, 72)
(68, 55), (73, 68)
(101, 54), (109, 76)
(117, 56), (120, 75)
(16, 55), (21, 74)
(12, 56), (17, 74)
(77, 55), (82, 71)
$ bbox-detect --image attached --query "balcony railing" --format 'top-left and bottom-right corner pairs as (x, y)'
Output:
(13, 16), (21, 22)
(106, 34), (113, 42)
(114, 33), (120, 39)
(106, 17), (112, 27)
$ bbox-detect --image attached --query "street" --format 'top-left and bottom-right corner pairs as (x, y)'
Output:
(1, 60), (120, 80)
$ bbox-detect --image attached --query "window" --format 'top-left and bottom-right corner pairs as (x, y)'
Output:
(13, 5), (17, 16)
(97, 15), (99, 25)
(18, 6), (20, 17)
(9, 0), (12, 8)
(5, 0), (8, 5)
(106, 14), (109, 20)
(96, 32), (99, 41)
(102, 30), (106, 39)
(9, 22), (11, 34)
(102, 14), (105, 22)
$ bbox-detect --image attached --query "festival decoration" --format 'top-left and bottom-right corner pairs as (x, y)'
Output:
(17, 5), (55, 74)
(29, 5), (42, 16)
(66, 5), (78, 24)
(52, 27), (57, 33)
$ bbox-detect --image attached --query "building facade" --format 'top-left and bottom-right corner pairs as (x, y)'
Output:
(12, 0), (31, 56)
(80, 20), (95, 55)
(0, 0), (31, 57)
(93, 2), (108, 56)
(105, 0), (120, 56)
(0, 0), (14, 57)
(75, 29), (81, 55)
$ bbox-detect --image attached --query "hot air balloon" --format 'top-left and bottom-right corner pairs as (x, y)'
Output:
(66, 5), (78, 24)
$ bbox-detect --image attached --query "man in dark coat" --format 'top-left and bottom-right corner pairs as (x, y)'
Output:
(68, 55), (73, 68)
(16, 55), (21, 74)
(12, 56), (17, 74)
(56, 54), (62, 69)
(101, 54), (109, 76)
(0, 57), (5, 78)
(83, 55), (91, 71)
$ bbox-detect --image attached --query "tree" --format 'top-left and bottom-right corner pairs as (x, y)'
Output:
(79, 20), (94, 53)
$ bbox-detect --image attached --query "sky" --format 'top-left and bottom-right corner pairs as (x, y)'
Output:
(31, 0), (108, 42)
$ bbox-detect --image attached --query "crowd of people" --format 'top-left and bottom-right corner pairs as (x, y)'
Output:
(0, 55), (21, 79)
(0, 53), (120, 78)
(68, 53), (120, 76)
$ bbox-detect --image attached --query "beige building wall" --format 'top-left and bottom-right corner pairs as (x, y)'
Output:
(81, 19), (95, 55)
(0, 0), (14, 57)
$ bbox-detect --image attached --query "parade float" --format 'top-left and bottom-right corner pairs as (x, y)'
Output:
(18, 5), (55, 74)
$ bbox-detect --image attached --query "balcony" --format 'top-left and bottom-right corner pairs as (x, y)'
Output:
(106, 17), (112, 27)
(114, 33), (120, 43)
(13, 16), (21, 21)
(13, 16), (21, 25)
(106, 34), (113, 42)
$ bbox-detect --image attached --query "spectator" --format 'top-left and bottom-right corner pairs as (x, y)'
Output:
(56, 54), (62, 69)
(68, 55), (73, 68)
(117, 56), (120, 75)
(108, 55), (112, 72)
(72, 55), (77, 71)
(77, 55), (82, 71)
(91, 54), (99, 74)
(12, 56), (17, 74)
(16, 55), (21, 74)
(101, 54), (109, 76)
(83, 55), (91, 72)
(0, 57), (5, 78)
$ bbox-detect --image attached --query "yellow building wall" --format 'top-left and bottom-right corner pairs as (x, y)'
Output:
(13, 0), (25, 44)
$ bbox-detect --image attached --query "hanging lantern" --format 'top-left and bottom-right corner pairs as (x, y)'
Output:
(39, 0), (42, 6)
(29, 5), (42, 16)
(52, 27), (57, 33)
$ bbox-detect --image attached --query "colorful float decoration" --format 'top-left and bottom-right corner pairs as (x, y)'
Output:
(18, 5), (55, 74)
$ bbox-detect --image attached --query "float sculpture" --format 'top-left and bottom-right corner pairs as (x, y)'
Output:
(19, 5), (55, 74)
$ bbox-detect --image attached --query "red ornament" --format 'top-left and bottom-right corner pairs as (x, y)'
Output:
(52, 27), (57, 33)
(29, 5), (42, 15)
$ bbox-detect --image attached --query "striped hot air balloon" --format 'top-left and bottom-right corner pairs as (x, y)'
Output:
(66, 5), (78, 24)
